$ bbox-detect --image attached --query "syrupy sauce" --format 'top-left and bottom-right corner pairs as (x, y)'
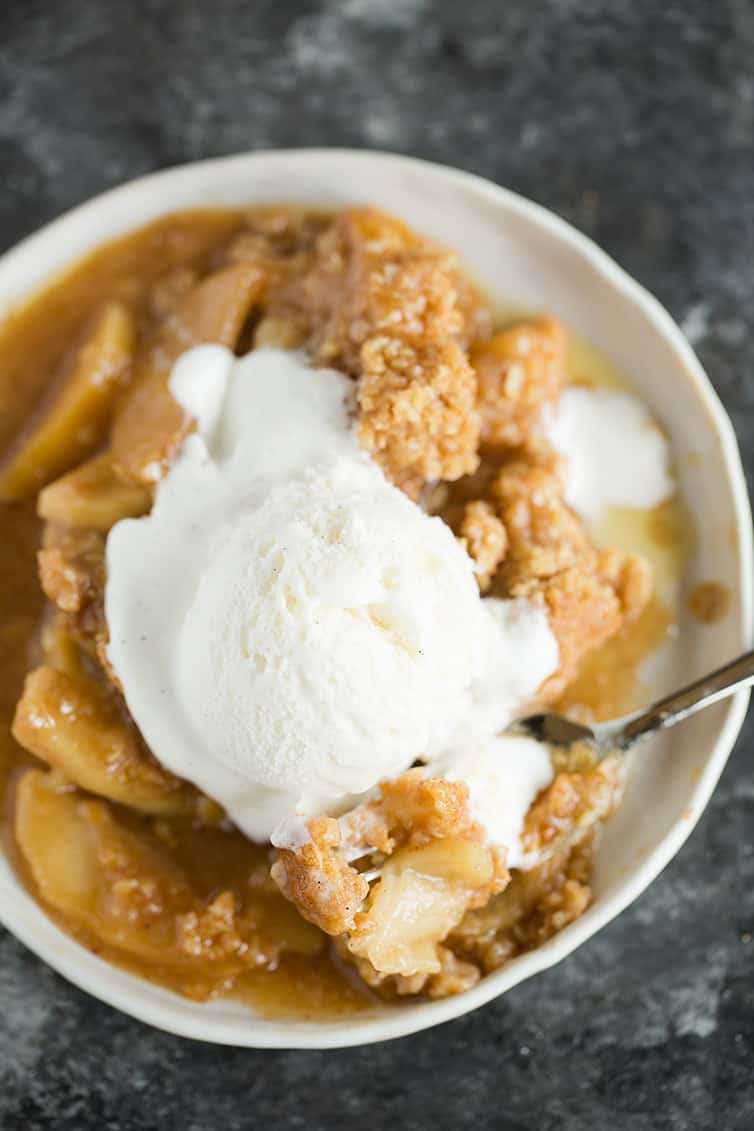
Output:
(0, 208), (690, 1020)
(0, 505), (44, 795)
(688, 581), (732, 624)
(555, 596), (672, 722)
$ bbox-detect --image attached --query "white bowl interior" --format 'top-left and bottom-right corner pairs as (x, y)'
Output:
(0, 150), (750, 1047)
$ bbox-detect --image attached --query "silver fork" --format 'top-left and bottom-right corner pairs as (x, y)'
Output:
(513, 649), (754, 759)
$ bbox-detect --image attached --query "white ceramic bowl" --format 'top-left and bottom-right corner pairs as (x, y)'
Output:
(0, 150), (750, 1048)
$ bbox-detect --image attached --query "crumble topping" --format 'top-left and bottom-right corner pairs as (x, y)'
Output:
(458, 499), (508, 591)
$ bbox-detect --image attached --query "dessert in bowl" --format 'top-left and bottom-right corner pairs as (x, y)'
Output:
(0, 151), (749, 1047)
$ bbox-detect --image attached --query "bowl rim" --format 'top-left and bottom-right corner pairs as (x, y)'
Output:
(0, 147), (751, 1048)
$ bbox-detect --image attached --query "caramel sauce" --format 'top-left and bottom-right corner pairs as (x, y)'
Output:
(0, 505), (43, 793)
(555, 596), (672, 722)
(231, 952), (376, 1020)
(688, 581), (732, 624)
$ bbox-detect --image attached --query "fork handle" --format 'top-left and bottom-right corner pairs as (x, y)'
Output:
(617, 648), (754, 749)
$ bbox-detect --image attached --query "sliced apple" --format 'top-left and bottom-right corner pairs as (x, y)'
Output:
(14, 769), (101, 922)
(0, 303), (134, 499)
(38, 452), (150, 530)
(15, 769), (197, 964)
(40, 612), (85, 678)
(348, 870), (469, 977)
(112, 263), (264, 486)
(347, 837), (500, 977)
(12, 666), (195, 816)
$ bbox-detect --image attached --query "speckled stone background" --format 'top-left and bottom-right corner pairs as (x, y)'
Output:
(1, 2), (752, 1128)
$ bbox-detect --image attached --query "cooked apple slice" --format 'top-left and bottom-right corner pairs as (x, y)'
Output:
(40, 612), (85, 678)
(112, 263), (264, 486)
(348, 869), (470, 976)
(347, 837), (501, 977)
(14, 770), (101, 921)
(12, 666), (195, 816)
(14, 769), (200, 965)
(0, 303), (134, 500)
(38, 452), (150, 530)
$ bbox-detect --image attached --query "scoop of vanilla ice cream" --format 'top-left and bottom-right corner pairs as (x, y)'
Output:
(544, 386), (673, 521)
(174, 457), (492, 803)
(106, 347), (559, 841)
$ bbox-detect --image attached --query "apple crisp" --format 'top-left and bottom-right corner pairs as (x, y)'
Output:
(0, 204), (676, 1018)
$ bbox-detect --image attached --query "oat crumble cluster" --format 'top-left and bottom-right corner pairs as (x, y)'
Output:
(0, 205), (656, 1009)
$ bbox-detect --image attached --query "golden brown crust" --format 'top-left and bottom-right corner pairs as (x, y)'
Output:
(357, 335), (479, 496)
(449, 835), (595, 972)
(274, 208), (485, 493)
(270, 816), (370, 936)
(484, 459), (653, 696)
(448, 757), (623, 974)
(36, 522), (116, 681)
(490, 460), (589, 591)
(522, 756), (623, 856)
(340, 768), (477, 855)
(458, 499), (508, 591)
(472, 316), (567, 450)
(12, 665), (196, 816)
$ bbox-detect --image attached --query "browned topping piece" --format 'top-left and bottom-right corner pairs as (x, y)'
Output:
(37, 522), (109, 664)
(538, 567), (623, 698)
(112, 262), (265, 487)
(458, 499), (508, 591)
(226, 209), (329, 281)
(486, 458), (653, 697)
(688, 581), (732, 624)
(279, 208), (484, 494)
(450, 834), (596, 973)
(491, 460), (588, 592)
(598, 547), (654, 624)
(521, 758), (623, 857)
(472, 316), (567, 450)
(271, 816), (370, 936)
(176, 891), (245, 962)
(340, 767), (477, 855)
(538, 553), (652, 702)
(12, 665), (196, 816)
(358, 336), (479, 496)
(424, 946), (482, 998)
(0, 303), (134, 501)
(38, 522), (105, 619)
